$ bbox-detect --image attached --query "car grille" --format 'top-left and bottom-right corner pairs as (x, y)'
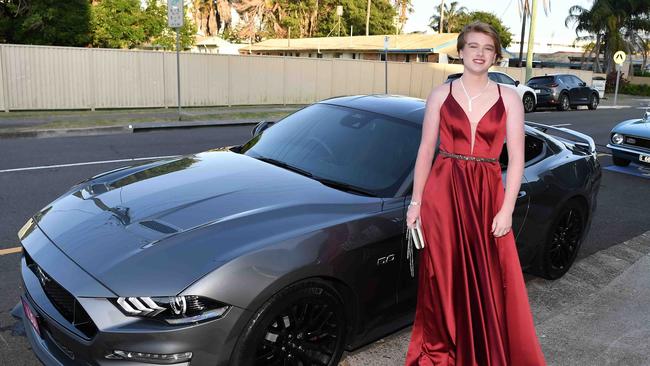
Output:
(623, 135), (650, 150)
(24, 251), (98, 339)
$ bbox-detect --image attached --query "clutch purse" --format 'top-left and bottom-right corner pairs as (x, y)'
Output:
(406, 218), (425, 277)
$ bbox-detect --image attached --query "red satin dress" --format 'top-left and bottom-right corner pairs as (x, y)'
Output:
(404, 82), (547, 366)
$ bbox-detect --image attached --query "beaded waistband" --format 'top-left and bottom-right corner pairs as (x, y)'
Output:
(439, 149), (498, 163)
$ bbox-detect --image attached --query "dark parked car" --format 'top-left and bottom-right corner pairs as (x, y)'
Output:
(17, 95), (601, 366)
(527, 74), (600, 111)
(607, 109), (650, 166)
(446, 71), (538, 113)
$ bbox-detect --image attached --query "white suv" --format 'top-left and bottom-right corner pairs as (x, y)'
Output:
(446, 71), (538, 113)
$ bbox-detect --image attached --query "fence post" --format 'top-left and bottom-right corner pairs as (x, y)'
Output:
(162, 51), (168, 108)
(227, 55), (231, 107)
(88, 49), (96, 111)
(0, 45), (9, 112)
(282, 56), (287, 106)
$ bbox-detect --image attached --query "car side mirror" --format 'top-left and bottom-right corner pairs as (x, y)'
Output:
(579, 82), (586, 87)
(515, 80), (520, 87)
(251, 120), (273, 137)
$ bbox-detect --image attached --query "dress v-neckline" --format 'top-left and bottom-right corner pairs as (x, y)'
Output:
(447, 81), (503, 155)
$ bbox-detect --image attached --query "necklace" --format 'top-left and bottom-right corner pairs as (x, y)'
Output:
(458, 76), (491, 112)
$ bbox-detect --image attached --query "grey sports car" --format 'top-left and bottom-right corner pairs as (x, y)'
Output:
(17, 95), (601, 366)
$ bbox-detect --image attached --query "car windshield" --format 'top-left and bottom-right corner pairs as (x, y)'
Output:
(527, 76), (555, 86)
(239, 103), (421, 197)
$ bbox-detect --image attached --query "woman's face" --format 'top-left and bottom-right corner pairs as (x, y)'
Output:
(459, 31), (497, 74)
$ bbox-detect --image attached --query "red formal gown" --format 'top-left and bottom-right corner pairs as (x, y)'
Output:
(404, 82), (547, 366)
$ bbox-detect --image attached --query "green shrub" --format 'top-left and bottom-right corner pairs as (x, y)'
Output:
(620, 83), (650, 96)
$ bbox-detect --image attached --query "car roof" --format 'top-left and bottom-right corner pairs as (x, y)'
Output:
(318, 95), (426, 124)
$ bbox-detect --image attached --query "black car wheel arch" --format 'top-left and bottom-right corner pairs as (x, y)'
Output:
(523, 93), (536, 113)
(231, 280), (348, 366)
(533, 198), (587, 279)
(557, 93), (570, 111)
(588, 93), (599, 110)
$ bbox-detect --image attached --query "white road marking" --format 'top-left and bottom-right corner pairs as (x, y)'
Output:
(0, 155), (179, 174)
(550, 123), (572, 127)
(598, 152), (612, 157)
(0, 247), (21, 256)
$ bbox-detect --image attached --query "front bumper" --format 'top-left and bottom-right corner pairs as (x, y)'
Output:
(19, 227), (250, 366)
(607, 144), (650, 166)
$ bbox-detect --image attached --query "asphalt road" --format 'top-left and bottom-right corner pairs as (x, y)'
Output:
(1, 106), (649, 365)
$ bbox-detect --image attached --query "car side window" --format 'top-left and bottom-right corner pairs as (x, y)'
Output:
(499, 73), (516, 85)
(572, 76), (585, 86)
(560, 76), (575, 87)
(488, 73), (501, 83)
(499, 134), (546, 169)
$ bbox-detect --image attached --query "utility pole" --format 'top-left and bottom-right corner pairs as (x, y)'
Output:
(525, 0), (538, 82)
(518, 0), (528, 67)
(366, 0), (371, 36)
(439, 0), (445, 33)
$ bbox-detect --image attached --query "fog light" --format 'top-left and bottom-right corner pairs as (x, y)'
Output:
(612, 133), (624, 144)
(105, 350), (192, 364)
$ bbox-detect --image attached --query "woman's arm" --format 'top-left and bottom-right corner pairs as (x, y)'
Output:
(406, 84), (445, 227)
(492, 87), (525, 237)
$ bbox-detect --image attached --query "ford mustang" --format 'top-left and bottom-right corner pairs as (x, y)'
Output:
(16, 95), (601, 366)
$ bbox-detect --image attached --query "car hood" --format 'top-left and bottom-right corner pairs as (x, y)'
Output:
(612, 118), (650, 136)
(32, 150), (382, 296)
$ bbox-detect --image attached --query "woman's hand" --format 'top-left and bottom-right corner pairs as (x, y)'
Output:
(491, 209), (512, 237)
(406, 205), (421, 228)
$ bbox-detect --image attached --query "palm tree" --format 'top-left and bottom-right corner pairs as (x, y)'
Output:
(429, 1), (467, 33)
(394, 0), (413, 33)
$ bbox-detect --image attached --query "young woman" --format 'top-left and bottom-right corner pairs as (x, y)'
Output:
(404, 22), (547, 365)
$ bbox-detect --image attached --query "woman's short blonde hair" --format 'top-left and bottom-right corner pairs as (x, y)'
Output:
(456, 21), (503, 63)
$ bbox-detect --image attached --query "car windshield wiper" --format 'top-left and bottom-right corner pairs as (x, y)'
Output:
(255, 156), (314, 178)
(312, 177), (378, 197)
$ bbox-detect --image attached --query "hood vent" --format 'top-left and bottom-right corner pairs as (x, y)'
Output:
(139, 220), (179, 234)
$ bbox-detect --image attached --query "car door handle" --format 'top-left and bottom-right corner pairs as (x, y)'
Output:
(517, 191), (527, 199)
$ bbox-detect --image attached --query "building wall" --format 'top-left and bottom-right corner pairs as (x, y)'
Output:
(0, 43), (595, 111)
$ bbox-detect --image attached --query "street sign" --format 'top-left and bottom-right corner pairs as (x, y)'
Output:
(168, 0), (184, 28)
(613, 51), (626, 65)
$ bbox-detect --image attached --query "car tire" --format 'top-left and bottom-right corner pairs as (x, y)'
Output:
(230, 280), (347, 366)
(557, 93), (570, 111)
(612, 156), (631, 167)
(523, 93), (536, 113)
(530, 199), (586, 280)
(588, 93), (599, 110)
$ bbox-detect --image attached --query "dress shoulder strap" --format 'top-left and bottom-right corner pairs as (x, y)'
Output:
(449, 79), (453, 94)
(497, 83), (501, 96)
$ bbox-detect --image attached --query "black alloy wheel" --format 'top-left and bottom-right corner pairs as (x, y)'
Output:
(588, 94), (599, 110)
(557, 93), (570, 111)
(612, 156), (631, 167)
(231, 281), (347, 366)
(533, 200), (585, 279)
(523, 93), (536, 113)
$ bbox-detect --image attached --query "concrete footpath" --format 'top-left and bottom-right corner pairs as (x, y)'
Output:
(340, 230), (650, 366)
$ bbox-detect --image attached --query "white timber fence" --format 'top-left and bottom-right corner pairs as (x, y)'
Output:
(0, 43), (595, 112)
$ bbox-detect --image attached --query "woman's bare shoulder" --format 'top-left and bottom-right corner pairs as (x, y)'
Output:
(426, 82), (452, 105)
(499, 86), (520, 104)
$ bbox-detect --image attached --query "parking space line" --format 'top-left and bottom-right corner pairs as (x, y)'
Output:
(0, 247), (21, 256)
(598, 152), (612, 157)
(0, 155), (179, 174)
(550, 123), (572, 127)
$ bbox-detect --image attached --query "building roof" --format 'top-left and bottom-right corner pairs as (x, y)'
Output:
(244, 33), (460, 56)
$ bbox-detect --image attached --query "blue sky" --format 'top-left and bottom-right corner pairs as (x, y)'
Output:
(403, 0), (593, 45)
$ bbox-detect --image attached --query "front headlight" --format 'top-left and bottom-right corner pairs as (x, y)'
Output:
(112, 295), (229, 325)
(612, 133), (624, 145)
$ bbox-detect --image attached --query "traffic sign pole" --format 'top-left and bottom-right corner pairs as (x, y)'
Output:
(612, 51), (626, 107)
(614, 64), (621, 106)
(168, 0), (184, 121)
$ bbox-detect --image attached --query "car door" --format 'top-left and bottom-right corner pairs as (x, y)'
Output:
(351, 196), (403, 340)
(560, 75), (580, 104)
(572, 75), (590, 103)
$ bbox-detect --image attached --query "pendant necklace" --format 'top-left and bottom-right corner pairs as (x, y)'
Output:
(459, 76), (490, 112)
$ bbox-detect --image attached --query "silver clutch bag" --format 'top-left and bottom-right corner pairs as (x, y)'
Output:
(406, 218), (425, 277)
